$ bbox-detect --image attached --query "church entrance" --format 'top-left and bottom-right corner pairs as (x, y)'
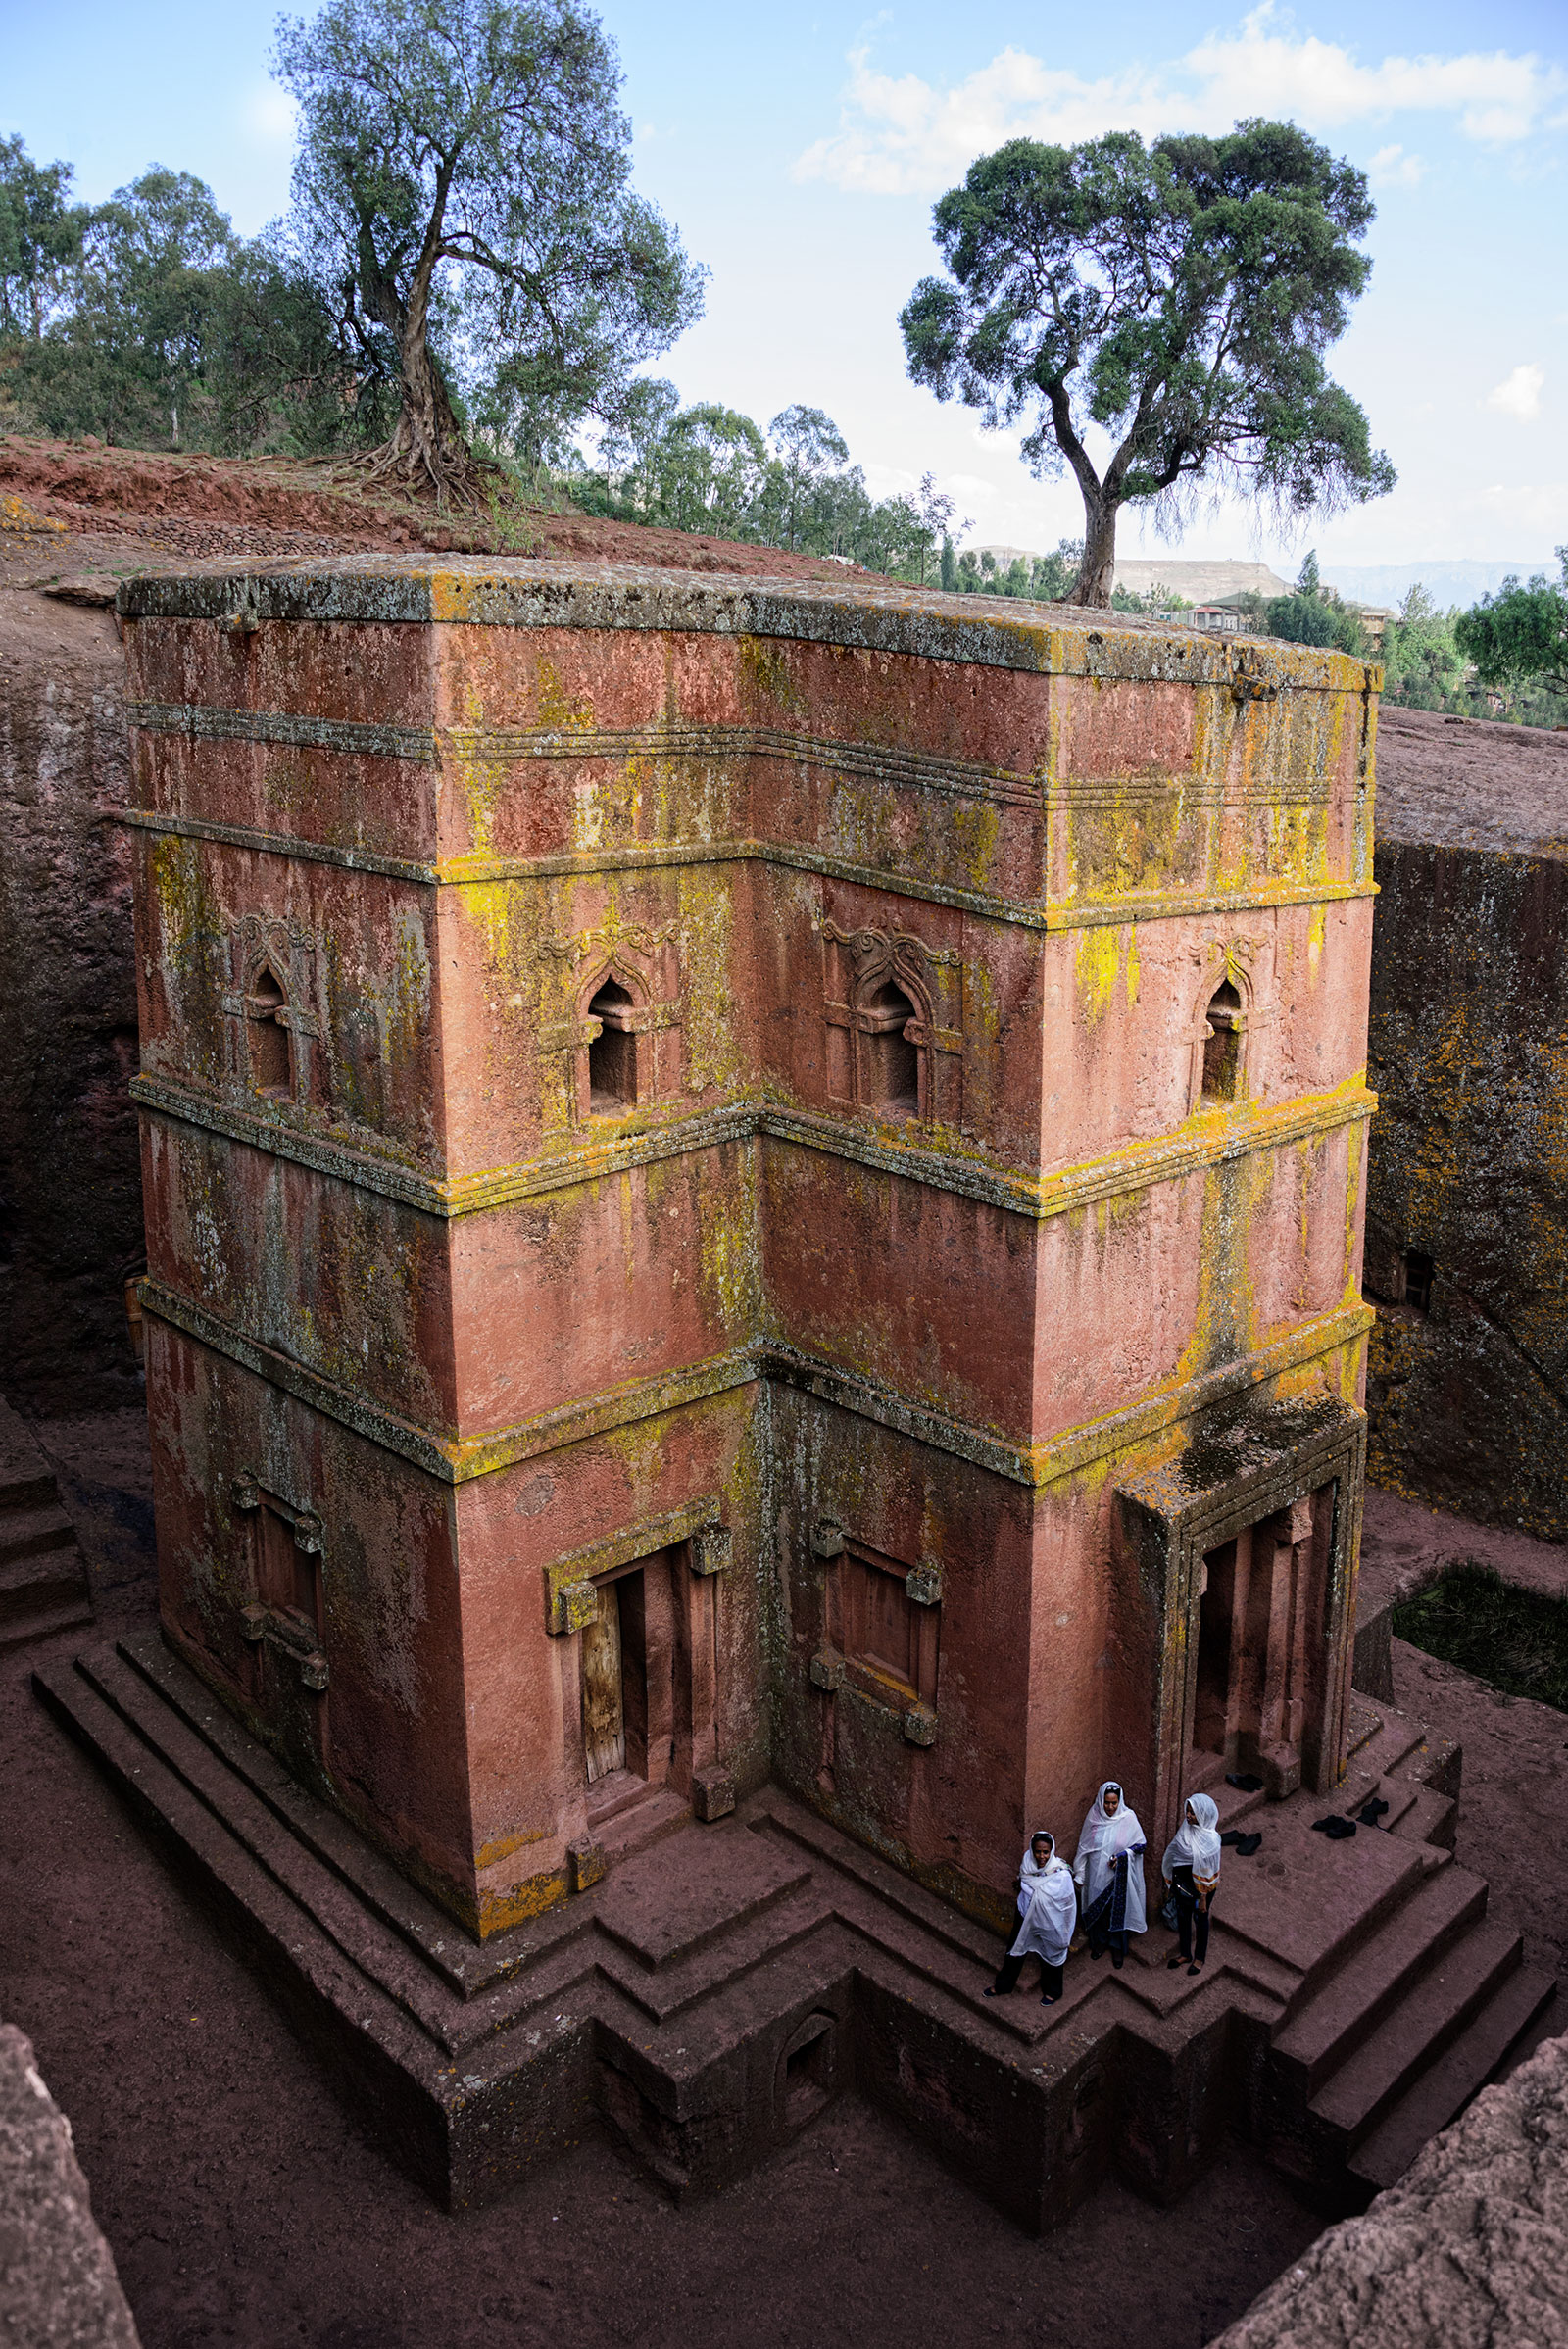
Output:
(580, 1552), (675, 1825)
(1188, 1493), (1329, 1798)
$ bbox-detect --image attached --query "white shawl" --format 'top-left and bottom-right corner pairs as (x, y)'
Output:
(1162, 1792), (1222, 1888)
(1009, 1835), (1077, 1966)
(1073, 1781), (1149, 1934)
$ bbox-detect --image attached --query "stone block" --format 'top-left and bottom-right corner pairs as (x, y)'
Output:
(567, 1836), (606, 1894)
(691, 1765), (736, 1822)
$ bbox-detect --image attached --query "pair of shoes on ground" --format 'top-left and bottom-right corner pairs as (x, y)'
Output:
(1166, 1956), (1205, 1975)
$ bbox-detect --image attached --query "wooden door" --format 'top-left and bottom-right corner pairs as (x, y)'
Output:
(581, 1580), (625, 1782)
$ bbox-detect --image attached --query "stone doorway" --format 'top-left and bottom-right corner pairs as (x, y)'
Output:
(582, 1551), (676, 1828)
(1188, 1493), (1328, 1798)
(1112, 1401), (1366, 1856)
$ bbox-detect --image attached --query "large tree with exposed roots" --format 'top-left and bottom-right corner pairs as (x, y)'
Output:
(900, 120), (1394, 608)
(274, 0), (705, 507)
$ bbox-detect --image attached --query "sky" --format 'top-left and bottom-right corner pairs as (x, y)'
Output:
(3, 0), (1566, 577)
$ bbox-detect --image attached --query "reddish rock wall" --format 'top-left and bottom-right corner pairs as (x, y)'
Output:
(0, 591), (143, 1412)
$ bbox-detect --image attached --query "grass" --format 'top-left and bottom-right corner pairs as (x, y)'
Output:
(1394, 1563), (1568, 1715)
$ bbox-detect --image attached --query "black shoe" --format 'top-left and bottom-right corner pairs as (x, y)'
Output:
(1226, 1772), (1264, 1791)
(1188, 1962), (1202, 1976)
(1167, 1955), (1185, 1970)
(1312, 1815), (1356, 1839)
(1235, 1832), (1262, 1855)
(1110, 1946), (1124, 1970)
(1041, 1992), (1058, 2005)
(983, 1986), (1009, 1997)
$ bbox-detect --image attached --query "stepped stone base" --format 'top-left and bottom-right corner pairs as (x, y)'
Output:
(34, 1637), (1555, 2227)
(0, 1398), (91, 1653)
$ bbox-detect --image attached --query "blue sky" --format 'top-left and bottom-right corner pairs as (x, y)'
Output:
(4, 0), (1565, 573)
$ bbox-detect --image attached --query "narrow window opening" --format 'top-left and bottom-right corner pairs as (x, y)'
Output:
(861, 981), (919, 1116)
(1201, 981), (1242, 1102)
(248, 967), (291, 1099)
(1402, 1250), (1435, 1315)
(588, 978), (637, 1112)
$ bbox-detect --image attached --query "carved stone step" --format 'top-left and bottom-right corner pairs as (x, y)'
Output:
(1348, 1965), (1557, 2193)
(1309, 1917), (1524, 2145)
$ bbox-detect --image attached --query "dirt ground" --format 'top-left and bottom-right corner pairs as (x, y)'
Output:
(0, 435), (872, 581)
(0, 1430), (1561, 2349)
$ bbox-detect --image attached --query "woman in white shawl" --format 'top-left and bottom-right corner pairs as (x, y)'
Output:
(1073, 1782), (1148, 1970)
(1161, 1792), (1222, 1975)
(985, 1831), (1076, 2005)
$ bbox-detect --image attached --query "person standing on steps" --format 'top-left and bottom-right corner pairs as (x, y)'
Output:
(1073, 1782), (1148, 1969)
(1161, 1793), (1222, 1976)
(986, 1831), (1077, 2004)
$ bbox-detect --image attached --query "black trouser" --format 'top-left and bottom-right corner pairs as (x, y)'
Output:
(992, 1950), (1064, 1998)
(1170, 1863), (1212, 1963)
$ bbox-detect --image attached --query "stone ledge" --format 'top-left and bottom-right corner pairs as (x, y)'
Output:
(0, 2022), (141, 2348)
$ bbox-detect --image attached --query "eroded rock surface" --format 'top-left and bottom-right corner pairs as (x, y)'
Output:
(1210, 2030), (1568, 2348)
(0, 2021), (141, 2348)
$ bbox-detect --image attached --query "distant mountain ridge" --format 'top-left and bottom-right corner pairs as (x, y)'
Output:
(975, 548), (1544, 612)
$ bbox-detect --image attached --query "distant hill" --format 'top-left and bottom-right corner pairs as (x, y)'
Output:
(972, 549), (1545, 612)
(1317, 561), (1542, 612)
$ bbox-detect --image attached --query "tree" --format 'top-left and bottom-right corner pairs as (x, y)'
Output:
(17, 168), (236, 447)
(274, 0), (705, 505)
(0, 138), (88, 341)
(760, 405), (849, 551)
(1456, 554), (1568, 701)
(900, 120), (1394, 607)
(1380, 585), (1467, 711)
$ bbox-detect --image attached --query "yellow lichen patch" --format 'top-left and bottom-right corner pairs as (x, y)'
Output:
(1074, 921), (1139, 1024)
(477, 1864), (568, 1935)
(675, 864), (742, 1096)
(150, 832), (213, 971)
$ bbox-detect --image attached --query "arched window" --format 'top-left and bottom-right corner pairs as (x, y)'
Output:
(248, 966), (291, 1099)
(859, 980), (919, 1116)
(588, 977), (638, 1112)
(1201, 981), (1242, 1103)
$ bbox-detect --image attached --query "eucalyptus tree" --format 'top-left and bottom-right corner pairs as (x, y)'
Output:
(901, 120), (1393, 606)
(274, 0), (705, 503)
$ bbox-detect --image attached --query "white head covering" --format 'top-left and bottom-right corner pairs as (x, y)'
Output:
(1009, 1829), (1077, 1966)
(1075, 1782), (1146, 1867)
(1162, 1792), (1222, 1884)
(1020, 1830), (1071, 1887)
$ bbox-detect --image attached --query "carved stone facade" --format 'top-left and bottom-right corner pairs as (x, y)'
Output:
(121, 563), (1378, 1942)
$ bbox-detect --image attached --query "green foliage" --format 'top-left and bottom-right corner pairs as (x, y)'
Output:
(13, 168), (237, 447)
(0, 137), (88, 341)
(900, 119), (1393, 603)
(561, 396), (946, 576)
(1261, 547), (1369, 654)
(274, 0), (705, 488)
(1455, 553), (1568, 701)
(1380, 585), (1469, 710)
(1394, 1564), (1568, 1716)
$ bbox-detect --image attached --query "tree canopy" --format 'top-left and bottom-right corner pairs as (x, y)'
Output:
(1455, 554), (1568, 701)
(900, 119), (1394, 606)
(274, 0), (705, 503)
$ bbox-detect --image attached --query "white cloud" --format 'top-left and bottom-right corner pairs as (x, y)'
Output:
(242, 85), (296, 148)
(1367, 143), (1426, 187)
(795, 8), (1568, 195)
(1487, 364), (1546, 420)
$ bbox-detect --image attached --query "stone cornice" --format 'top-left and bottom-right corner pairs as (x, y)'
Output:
(130, 1071), (1376, 1226)
(118, 562), (1377, 696)
(138, 1275), (1373, 1493)
(120, 807), (1375, 933)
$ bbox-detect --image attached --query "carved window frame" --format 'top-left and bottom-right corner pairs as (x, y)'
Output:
(231, 1468), (328, 1691)
(820, 919), (963, 1128)
(221, 915), (320, 1109)
(808, 1517), (941, 1746)
(538, 919), (684, 1129)
(1186, 940), (1264, 1114)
